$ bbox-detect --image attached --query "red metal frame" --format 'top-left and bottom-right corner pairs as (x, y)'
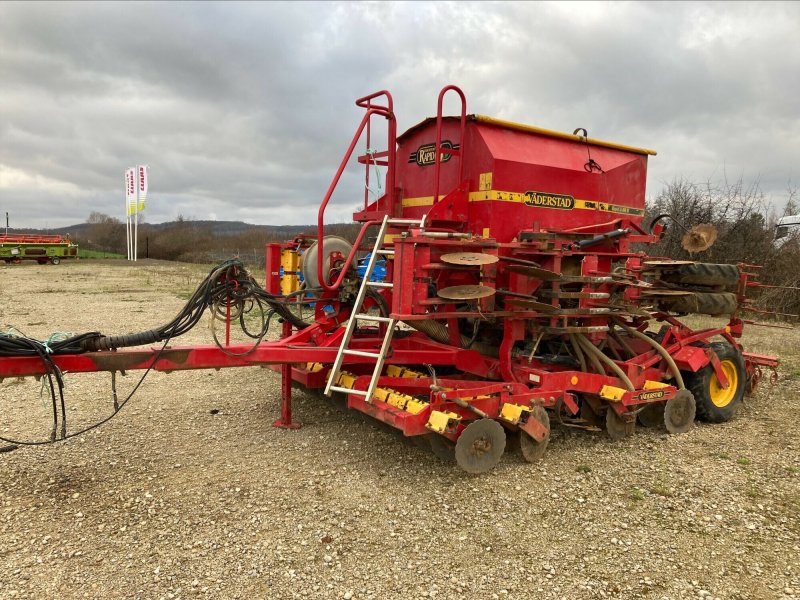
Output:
(0, 85), (779, 447)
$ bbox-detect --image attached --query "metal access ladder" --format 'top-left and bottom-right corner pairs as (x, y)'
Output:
(324, 215), (423, 403)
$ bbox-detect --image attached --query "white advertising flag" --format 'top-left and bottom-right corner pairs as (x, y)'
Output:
(126, 168), (137, 216)
(137, 165), (148, 212)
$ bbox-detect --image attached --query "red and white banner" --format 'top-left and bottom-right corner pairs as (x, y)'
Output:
(125, 168), (137, 216)
(137, 165), (148, 211)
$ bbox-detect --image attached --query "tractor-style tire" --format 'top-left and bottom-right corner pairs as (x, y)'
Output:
(667, 292), (738, 316)
(683, 342), (746, 423)
(663, 263), (739, 288)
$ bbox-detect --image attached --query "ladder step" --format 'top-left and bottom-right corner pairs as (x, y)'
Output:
(342, 349), (381, 358)
(329, 386), (368, 396)
(354, 314), (393, 323)
(367, 281), (393, 288)
(376, 249), (395, 256)
(387, 218), (424, 226)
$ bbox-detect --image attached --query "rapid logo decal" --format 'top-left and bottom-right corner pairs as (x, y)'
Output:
(408, 141), (460, 166)
(638, 391), (665, 401)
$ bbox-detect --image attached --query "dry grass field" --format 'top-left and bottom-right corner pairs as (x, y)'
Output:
(1, 260), (798, 600)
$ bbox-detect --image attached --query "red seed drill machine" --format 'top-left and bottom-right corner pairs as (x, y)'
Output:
(0, 86), (778, 473)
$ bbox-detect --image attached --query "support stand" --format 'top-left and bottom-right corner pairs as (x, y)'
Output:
(273, 319), (302, 429)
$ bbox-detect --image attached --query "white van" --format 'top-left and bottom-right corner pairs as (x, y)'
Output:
(775, 215), (800, 247)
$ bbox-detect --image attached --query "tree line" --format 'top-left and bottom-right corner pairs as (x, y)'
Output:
(80, 177), (800, 318)
(80, 213), (360, 264)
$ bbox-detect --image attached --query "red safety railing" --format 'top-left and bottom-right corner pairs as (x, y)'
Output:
(317, 90), (396, 292)
(433, 85), (467, 204)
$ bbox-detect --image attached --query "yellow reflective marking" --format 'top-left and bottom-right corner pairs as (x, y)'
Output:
(400, 190), (645, 217)
(401, 196), (435, 207)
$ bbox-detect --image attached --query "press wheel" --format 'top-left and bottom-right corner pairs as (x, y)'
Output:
(664, 389), (696, 434)
(579, 399), (603, 428)
(637, 402), (665, 428)
(455, 419), (506, 474)
(519, 406), (550, 463)
(427, 434), (456, 462)
(606, 408), (635, 440)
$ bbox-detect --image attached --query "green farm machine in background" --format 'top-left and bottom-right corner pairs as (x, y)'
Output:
(0, 234), (78, 265)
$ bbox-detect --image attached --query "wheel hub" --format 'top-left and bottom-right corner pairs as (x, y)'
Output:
(454, 419), (506, 474)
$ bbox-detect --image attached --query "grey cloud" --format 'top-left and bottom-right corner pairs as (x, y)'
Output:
(1, 1), (798, 229)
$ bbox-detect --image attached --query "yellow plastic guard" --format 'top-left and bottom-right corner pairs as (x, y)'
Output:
(600, 385), (627, 402)
(306, 362), (324, 373)
(499, 403), (531, 425)
(280, 249), (300, 295)
(427, 410), (461, 434)
(373, 388), (391, 403)
(384, 390), (407, 410)
(404, 398), (428, 415)
(336, 372), (358, 390)
(643, 380), (670, 390)
(386, 365), (426, 379)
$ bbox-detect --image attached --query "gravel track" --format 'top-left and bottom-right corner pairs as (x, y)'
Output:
(1, 260), (798, 600)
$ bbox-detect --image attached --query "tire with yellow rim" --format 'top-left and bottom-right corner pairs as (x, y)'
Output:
(684, 342), (745, 423)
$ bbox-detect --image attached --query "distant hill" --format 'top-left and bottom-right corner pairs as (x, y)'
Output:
(6, 221), (315, 239)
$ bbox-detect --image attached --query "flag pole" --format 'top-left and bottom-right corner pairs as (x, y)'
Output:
(125, 170), (131, 260)
(134, 183), (138, 262)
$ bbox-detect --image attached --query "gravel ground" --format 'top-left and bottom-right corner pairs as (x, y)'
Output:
(1, 260), (798, 600)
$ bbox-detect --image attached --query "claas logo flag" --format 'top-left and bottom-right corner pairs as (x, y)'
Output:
(137, 165), (148, 212)
(125, 168), (137, 216)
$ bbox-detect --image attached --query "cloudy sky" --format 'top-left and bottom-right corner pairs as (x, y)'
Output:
(1, 1), (798, 229)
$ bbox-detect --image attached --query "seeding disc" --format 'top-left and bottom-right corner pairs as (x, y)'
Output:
(606, 409), (635, 440)
(664, 389), (696, 434)
(504, 298), (559, 313)
(455, 419), (506, 474)
(440, 252), (499, 266)
(506, 264), (562, 280)
(519, 406), (550, 463)
(682, 223), (718, 253)
(437, 285), (496, 300)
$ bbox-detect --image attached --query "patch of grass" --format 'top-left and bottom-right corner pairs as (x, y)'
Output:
(649, 483), (673, 497)
(745, 486), (761, 498)
(737, 457), (751, 466)
(717, 453), (730, 460)
(78, 249), (125, 259)
(629, 488), (645, 501)
(575, 464), (592, 474)
(785, 466), (799, 474)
